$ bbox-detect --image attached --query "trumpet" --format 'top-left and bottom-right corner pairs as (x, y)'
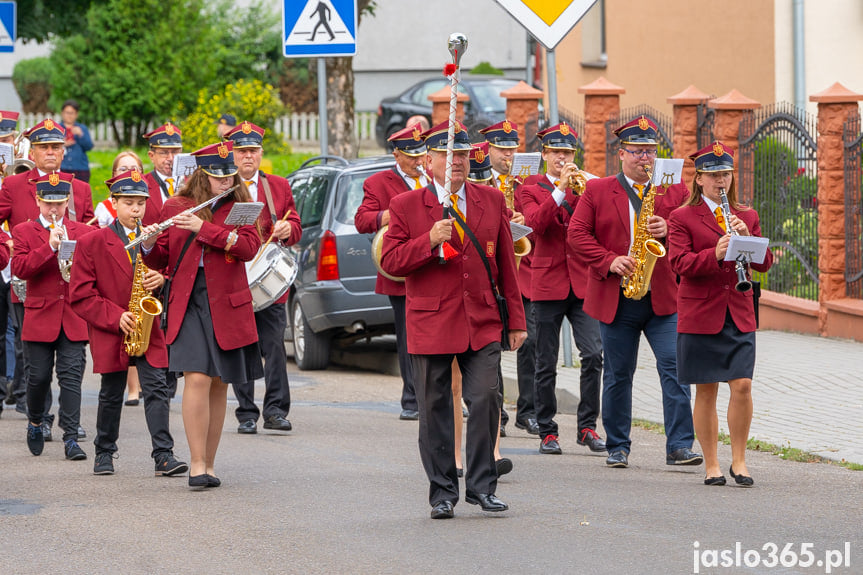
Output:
(718, 187), (752, 292)
(557, 161), (588, 195)
(51, 214), (73, 282)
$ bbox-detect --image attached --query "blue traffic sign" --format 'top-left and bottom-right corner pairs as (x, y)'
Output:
(0, 1), (15, 53)
(283, 0), (356, 58)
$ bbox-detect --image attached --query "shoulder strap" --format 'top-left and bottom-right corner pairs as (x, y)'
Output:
(151, 170), (169, 199)
(448, 209), (498, 294)
(170, 231), (198, 278)
(537, 178), (573, 215)
(616, 172), (647, 218)
(68, 184), (78, 221)
(259, 172), (277, 226)
(390, 167), (411, 190)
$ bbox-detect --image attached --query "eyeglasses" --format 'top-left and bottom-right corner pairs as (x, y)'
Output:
(622, 148), (658, 158)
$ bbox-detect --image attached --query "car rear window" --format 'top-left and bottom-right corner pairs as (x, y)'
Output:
(334, 170), (382, 226)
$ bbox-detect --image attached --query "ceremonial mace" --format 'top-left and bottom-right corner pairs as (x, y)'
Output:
(439, 32), (468, 263)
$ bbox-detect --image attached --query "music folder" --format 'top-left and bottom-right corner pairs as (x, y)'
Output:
(225, 202), (265, 226)
(58, 240), (77, 260)
(510, 222), (532, 242)
(725, 236), (769, 264)
(651, 158), (684, 187)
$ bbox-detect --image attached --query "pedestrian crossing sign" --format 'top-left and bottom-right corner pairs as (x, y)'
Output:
(283, 0), (357, 58)
(0, 1), (15, 53)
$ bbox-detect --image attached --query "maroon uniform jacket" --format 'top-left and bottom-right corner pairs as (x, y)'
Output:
(380, 183), (526, 355)
(355, 167), (412, 297)
(520, 176), (589, 301)
(254, 172), (302, 305)
(69, 225), (169, 373)
(668, 201), (773, 334)
(0, 168), (96, 228)
(512, 173), (544, 300)
(11, 218), (92, 342)
(0, 230), (10, 271)
(569, 177), (689, 324)
(143, 171), (170, 226)
(143, 196), (261, 350)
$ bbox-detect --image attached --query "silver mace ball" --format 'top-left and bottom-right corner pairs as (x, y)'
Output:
(448, 33), (468, 67)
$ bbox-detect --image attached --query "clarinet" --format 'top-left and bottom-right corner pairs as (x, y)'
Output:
(718, 187), (752, 293)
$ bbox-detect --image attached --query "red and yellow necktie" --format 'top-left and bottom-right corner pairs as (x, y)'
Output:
(449, 193), (465, 241)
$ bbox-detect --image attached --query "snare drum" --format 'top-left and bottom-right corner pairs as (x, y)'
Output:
(245, 244), (298, 312)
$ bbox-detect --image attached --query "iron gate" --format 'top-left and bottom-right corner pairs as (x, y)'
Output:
(739, 102), (819, 301)
(696, 102), (716, 149)
(605, 105), (674, 177)
(844, 110), (863, 299)
(523, 107), (585, 168)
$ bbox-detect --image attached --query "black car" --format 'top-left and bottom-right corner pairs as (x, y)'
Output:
(285, 155), (396, 370)
(374, 76), (522, 148)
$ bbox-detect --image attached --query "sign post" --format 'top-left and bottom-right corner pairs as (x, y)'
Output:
(0, 1), (16, 53)
(283, 0), (358, 157)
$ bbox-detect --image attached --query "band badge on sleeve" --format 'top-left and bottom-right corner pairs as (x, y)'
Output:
(486, 241), (495, 257)
(225, 252), (236, 263)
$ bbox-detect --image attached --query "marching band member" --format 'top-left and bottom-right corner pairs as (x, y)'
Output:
(0, 110), (19, 184)
(480, 120), (540, 436)
(0, 111), (17, 413)
(141, 141), (262, 489)
(569, 116), (700, 469)
(92, 151), (144, 228)
(380, 121), (526, 519)
(355, 123), (429, 421)
(519, 123), (605, 455)
(12, 172), (92, 460)
(69, 169), (189, 477)
(141, 123), (183, 226)
(225, 121), (301, 434)
(668, 142), (773, 487)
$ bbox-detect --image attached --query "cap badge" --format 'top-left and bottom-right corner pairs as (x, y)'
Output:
(474, 149), (486, 163)
(712, 142), (724, 157)
(165, 123), (175, 136)
(560, 123), (570, 136)
(412, 127), (421, 141)
(131, 170), (142, 182)
(45, 119), (55, 131)
(241, 121), (252, 134)
(502, 120), (512, 134)
(49, 172), (60, 186)
(218, 143), (229, 158)
(638, 116), (649, 131)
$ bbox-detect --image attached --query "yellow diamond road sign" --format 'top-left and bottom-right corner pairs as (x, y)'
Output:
(494, 0), (598, 50)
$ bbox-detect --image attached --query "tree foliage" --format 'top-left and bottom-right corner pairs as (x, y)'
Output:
(11, 57), (53, 113)
(15, 0), (109, 43)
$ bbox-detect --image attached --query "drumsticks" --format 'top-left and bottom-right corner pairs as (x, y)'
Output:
(250, 209), (292, 266)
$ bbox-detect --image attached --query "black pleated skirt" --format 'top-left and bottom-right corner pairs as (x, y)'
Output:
(677, 310), (756, 385)
(169, 268), (264, 384)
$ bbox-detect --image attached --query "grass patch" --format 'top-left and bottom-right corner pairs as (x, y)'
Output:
(632, 419), (861, 471)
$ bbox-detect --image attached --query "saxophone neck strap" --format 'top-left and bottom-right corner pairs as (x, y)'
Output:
(111, 218), (138, 262)
(617, 172), (646, 218)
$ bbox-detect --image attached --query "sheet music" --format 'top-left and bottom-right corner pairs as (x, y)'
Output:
(511, 153), (542, 178)
(0, 143), (13, 167)
(58, 240), (77, 260)
(725, 236), (769, 264)
(510, 222), (532, 242)
(172, 153), (198, 184)
(225, 202), (265, 226)
(651, 158), (684, 187)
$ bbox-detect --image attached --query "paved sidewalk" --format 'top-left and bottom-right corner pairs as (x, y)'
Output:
(500, 330), (863, 465)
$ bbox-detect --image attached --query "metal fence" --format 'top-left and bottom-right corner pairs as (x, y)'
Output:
(696, 102), (715, 149)
(15, 111), (379, 148)
(844, 110), (863, 299)
(739, 102), (819, 301)
(605, 105), (674, 177)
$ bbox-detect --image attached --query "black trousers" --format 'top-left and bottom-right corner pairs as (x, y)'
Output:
(232, 302), (291, 422)
(25, 330), (85, 441)
(411, 343), (500, 507)
(389, 295), (417, 411)
(0, 279), (9, 391)
(96, 356), (175, 458)
(533, 291), (603, 438)
(514, 296), (537, 422)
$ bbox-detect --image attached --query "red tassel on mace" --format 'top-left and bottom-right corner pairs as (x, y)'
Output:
(441, 241), (458, 261)
(443, 63), (457, 77)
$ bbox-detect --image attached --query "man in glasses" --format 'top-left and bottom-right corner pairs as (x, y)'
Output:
(142, 123), (183, 225)
(568, 116), (701, 470)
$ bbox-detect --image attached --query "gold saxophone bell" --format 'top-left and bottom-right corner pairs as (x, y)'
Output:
(500, 160), (531, 266)
(125, 219), (163, 356)
(621, 163), (666, 300)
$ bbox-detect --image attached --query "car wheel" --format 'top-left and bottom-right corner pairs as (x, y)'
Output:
(291, 297), (331, 370)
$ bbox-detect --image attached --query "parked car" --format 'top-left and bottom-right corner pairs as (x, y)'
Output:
(284, 155), (396, 370)
(375, 76), (522, 148)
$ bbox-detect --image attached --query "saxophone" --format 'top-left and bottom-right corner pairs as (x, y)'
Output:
(500, 160), (531, 264)
(124, 221), (163, 357)
(621, 166), (667, 300)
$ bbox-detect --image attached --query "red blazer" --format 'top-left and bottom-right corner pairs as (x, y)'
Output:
(69, 225), (169, 373)
(0, 230), (10, 270)
(255, 172), (302, 306)
(0, 168), (96, 228)
(355, 168), (412, 297)
(143, 171), (169, 226)
(668, 201), (774, 334)
(11, 219), (92, 342)
(380, 183), (526, 355)
(143, 196), (261, 350)
(569, 176), (689, 324)
(512, 174), (544, 300)
(519, 177), (589, 301)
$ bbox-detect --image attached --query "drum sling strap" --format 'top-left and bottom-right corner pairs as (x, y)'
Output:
(159, 231), (198, 331)
(259, 173), (278, 228)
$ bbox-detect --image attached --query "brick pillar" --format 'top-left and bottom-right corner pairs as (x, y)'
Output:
(810, 82), (863, 332)
(428, 86), (469, 126)
(667, 85), (711, 186)
(708, 89), (761, 204)
(500, 81), (544, 153)
(578, 77), (625, 177)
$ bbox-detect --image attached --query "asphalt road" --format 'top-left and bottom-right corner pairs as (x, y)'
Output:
(1, 354), (860, 575)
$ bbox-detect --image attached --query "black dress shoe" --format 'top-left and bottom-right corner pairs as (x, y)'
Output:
(263, 414), (292, 431)
(26, 422), (44, 456)
(606, 450), (629, 468)
(729, 466), (754, 487)
(237, 420), (257, 434)
(495, 458), (513, 476)
(155, 454), (189, 477)
(704, 475), (727, 486)
(577, 428), (607, 452)
(465, 492), (508, 512)
(206, 474), (221, 488)
(666, 447), (704, 466)
(188, 474), (209, 489)
(515, 418), (540, 435)
(430, 500), (454, 519)
(399, 409), (419, 421)
(124, 397), (140, 406)
(539, 434), (562, 454)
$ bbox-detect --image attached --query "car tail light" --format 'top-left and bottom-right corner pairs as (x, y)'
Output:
(317, 230), (339, 281)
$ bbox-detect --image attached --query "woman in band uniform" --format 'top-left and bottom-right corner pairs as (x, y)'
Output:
(142, 141), (263, 489)
(668, 141), (773, 487)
